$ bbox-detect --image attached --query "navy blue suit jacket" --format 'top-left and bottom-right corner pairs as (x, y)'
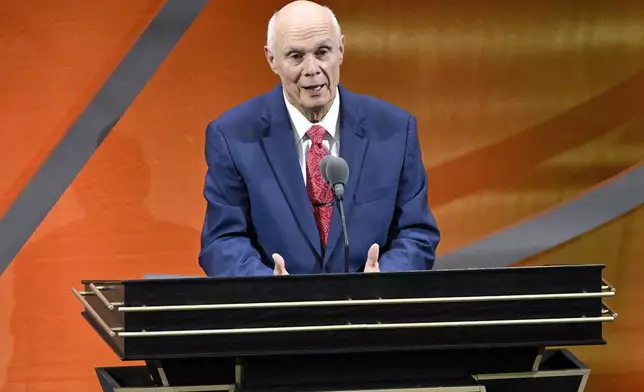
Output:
(199, 84), (440, 277)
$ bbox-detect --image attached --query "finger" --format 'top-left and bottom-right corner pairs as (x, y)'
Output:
(272, 253), (288, 275)
(364, 262), (379, 273)
(367, 243), (379, 266)
(365, 244), (380, 272)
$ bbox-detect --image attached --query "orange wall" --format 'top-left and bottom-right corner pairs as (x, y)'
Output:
(1, 1), (643, 391)
(0, 0), (164, 219)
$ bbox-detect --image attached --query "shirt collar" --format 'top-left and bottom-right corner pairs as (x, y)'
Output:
(283, 87), (340, 143)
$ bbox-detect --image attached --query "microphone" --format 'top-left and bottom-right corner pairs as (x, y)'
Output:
(320, 156), (350, 273)
(323, 156), (349, 198)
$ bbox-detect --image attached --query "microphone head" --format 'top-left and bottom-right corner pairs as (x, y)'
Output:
(324, 156), (349, 197)
(320, 155), (332, 184)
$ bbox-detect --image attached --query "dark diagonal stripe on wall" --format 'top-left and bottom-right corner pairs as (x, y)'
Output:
(435, 164), (644, 270)
(0, 0), (208, 277)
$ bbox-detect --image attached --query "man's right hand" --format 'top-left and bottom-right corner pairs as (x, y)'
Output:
(272, 253), (289, 275)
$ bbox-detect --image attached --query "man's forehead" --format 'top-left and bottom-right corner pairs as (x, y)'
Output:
(277, 24), (336, 48)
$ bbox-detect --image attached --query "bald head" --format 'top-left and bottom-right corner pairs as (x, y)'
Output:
(264, 1), (345, 122)
(267, 1), (341, 53)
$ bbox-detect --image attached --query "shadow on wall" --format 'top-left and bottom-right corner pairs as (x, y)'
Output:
(5, 132), (203, 391)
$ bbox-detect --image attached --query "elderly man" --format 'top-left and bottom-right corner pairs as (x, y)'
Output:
(199, 0), (440, 277)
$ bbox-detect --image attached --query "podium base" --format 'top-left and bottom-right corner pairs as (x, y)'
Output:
(95, 349), (589, 392)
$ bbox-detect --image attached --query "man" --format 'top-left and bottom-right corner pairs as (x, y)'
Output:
(199, 0), (440, 277)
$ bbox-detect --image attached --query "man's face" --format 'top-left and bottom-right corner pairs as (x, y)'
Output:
(265, 18), (344, 121)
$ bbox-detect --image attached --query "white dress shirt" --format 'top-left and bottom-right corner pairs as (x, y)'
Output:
(283, 88), (341, 184)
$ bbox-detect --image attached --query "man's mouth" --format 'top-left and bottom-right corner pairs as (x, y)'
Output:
(303, 84), (324, 92)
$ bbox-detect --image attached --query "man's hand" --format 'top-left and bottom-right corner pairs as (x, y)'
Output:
(272, 253), (289, 275)
(364, 243), (380, 273)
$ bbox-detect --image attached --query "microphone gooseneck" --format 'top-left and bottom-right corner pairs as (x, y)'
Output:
(320, 156), (350, 273)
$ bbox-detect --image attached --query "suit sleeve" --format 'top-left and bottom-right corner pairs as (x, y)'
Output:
(198, 122), (274, 277)
(378, 115), (441, 271)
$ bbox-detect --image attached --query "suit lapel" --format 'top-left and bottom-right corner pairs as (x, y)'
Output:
(324, 87), (367, 266)
(261, 86), (322, 258)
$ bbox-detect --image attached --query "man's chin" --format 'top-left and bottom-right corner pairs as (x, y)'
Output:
(301, 92), (330, 109)
(303, 101), (329, 112)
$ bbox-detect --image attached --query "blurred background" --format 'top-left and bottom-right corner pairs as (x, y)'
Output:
(0, 0), (642, 391)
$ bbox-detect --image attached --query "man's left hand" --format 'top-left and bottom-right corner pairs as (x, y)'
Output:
(364, 243), (380, 273)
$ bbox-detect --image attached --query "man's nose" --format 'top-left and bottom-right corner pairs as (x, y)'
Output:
(302, 55), (321, 76)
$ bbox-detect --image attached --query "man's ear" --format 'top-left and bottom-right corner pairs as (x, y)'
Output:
(264, 46), (278, 74)
(338, 35), (345, 65)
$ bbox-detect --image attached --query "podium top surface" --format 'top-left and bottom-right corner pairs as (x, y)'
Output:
(82, 264), (606, 285)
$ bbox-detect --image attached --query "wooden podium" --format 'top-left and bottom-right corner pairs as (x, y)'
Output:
(72, 264), (617, 392)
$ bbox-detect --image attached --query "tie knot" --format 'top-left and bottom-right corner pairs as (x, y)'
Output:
(307, 125), (326, 144)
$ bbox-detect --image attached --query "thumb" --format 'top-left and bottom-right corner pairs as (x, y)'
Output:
(272, 253), (288, 275)
(365, 243), (380, 272)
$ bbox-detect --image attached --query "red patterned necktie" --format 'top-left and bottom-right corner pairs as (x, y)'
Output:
(306, 125), (334, 248)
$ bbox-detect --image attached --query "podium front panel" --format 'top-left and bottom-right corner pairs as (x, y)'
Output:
(73, 265), (616, 360)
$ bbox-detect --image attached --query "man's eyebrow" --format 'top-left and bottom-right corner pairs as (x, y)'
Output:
(284, 46), (304, 53)
(314, 41), (333, 50)
(284, 41), (333, 53)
